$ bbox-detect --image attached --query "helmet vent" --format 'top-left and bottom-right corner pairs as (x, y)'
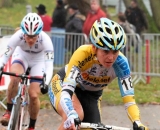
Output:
(111, 22), (114, 25)
(110, 38), (114, 45)
(37, 27), (42, 33)
(34, 22), (38, 32)
(25, 22), (29, 32)
(97, 38), (104, 47)
(30, 22), (33, 32)
(119, 27), (122, 31)
(105, 27), (112, 34)
(104, 22), (108, 25)
(99, 27), (103, 32)
(104, 36), (114, 45)
(117, 35), (123, 43)
(93, 27), (98, 36)
(115, 27), (119, 34)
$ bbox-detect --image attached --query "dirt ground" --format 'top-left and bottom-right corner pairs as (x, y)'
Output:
(0, 104), (160, 130)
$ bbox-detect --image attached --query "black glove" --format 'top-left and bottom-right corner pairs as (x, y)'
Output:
(40, 83), (48, 94)
(133, 121), (148, 130)
(74, 117), (81, 128)
(0, 64), (4, 82)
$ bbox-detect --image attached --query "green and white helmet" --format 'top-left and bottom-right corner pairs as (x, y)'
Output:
(89, 18), (126, 50)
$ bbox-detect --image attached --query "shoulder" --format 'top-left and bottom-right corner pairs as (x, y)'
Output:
(10, 29), (24, 40)
(39, 31), (51, 38)
(75, 44), (93, 53)
(98, 8), (106, 16)
(72, 45), (94, 59)
(38, 31), (52, 44)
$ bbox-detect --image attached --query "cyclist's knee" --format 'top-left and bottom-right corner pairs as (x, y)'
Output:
(29, 95), (39, 102)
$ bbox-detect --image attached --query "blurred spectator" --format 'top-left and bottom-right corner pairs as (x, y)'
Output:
(51, 0), (67, 66)
(82, 0), (107, 37)
(125, 0), (148, 35)
(65, 4), (85, 54)
(65, 4), (85, 33)
(51, 0), (67, 31)
(118, 13), (136, 34)
(118, 13), (137, 68)
(36, 4), (52, 32)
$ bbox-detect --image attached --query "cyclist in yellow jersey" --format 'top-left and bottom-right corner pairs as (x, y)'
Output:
(48, 18), (148, 130)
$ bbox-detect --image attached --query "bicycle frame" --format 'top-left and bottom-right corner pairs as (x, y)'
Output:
(1, 71), (45, 130)
(7, 78), (29, 130)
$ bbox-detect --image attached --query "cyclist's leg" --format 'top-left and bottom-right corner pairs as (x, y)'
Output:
(28, 82), (41, 129)
(75, 87), (103, 123)
(48, 68), (84, 130)
(0, 49), (28, 126)
(27, 61), (45, 129)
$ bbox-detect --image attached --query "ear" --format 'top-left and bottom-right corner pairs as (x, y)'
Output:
(92, 45), (97, 53)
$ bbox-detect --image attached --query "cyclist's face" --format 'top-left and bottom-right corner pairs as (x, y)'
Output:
(96, 48), (119, 68)
(24, 34), (38, 47)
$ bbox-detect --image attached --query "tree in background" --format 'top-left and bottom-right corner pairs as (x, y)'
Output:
(123, 0), (159, 33)
(150, 0), (160, 31)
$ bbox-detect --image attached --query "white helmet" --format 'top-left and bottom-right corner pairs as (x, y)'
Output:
(20, 13), (43, 35)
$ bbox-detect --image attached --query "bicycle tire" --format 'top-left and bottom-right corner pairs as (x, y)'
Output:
(11, 97), (21, 130)
(21, 92), (30, 130)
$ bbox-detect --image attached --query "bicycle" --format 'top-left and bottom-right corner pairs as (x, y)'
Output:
(79, 122), (131, 130)
(0, 68), (46, 130)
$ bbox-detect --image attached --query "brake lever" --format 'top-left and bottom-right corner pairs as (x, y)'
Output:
(0, 66), (4, 83)
(43, 73), (46, 86)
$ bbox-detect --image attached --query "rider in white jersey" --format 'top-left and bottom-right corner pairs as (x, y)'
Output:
(0, 13), (54, 130)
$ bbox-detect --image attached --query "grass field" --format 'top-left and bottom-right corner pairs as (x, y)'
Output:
(103, 76), (160, 105)
(0, 0), (55, 27)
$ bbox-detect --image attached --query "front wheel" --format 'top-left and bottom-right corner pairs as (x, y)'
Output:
(8, 97), (21, 130)
(21, 101), (29, 130)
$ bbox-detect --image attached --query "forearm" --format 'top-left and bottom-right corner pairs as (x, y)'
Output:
(45, 61), (53, 85)
(60, 90), (74, 116)
(123, 95), (140, 122)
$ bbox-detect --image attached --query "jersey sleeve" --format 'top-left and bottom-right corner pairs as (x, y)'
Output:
(42, 32), (54, 85)
(113, 53), (134, 97)
(0, 30), (21, 65)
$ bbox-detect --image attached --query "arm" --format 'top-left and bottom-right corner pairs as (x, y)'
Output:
(114, 54), (148, 130)
(0, 30), (21, 65)
(59, 46), (89, 128)
(43, 32), (54, 85)
(60, 65), (80, 115)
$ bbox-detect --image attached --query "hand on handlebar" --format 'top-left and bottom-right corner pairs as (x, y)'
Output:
(64, 110), (81, 130)
(40, 83), (48, 94)
(133, 121), (148, 130)
(0, 63), (4, 82)
(40, 73), (48, 94)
